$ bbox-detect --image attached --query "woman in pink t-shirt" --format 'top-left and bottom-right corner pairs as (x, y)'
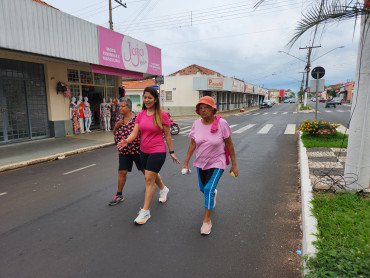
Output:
(118, 87), (180, 225)
(182, 96), (239, 235)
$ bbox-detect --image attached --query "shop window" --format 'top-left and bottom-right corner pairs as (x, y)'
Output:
(106, 87), (116, 101)
(94, 73), (105, 85)
(165, 91), (172, 101)
(106, 75), (115, 86)
(67, 69), (79, 83)
(70, 84), (80, 99)
(80, 71), (93, 84)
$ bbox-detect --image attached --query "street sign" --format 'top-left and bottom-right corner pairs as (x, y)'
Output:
(310, 79), (325, 93)
(311, 66), (325, 79)
(155, 75), (164, 85)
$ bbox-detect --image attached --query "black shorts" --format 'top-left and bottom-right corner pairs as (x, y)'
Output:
(140, 151), (166, 173)
(118, 153), (143, 172)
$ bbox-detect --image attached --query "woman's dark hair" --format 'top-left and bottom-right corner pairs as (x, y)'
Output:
(142, 86), (163, 129)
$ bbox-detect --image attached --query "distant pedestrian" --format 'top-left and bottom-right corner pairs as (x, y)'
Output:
(118, 87), (180, 224)
(109, 97), (143, 205)
(181, 96), (238, 235)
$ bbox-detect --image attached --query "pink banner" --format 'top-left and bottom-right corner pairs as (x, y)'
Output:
(91, 64), (143, 79)
(98, 26), (162, 75)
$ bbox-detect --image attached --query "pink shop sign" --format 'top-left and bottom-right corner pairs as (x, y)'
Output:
(98, 26), (162, 75)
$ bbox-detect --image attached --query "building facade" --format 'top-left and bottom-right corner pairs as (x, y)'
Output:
(0, 0), (161, 144)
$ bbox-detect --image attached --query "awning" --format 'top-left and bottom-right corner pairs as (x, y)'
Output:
(91, 64), (143, 79)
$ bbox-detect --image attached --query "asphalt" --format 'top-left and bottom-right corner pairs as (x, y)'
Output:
(0, 104), (347, 274)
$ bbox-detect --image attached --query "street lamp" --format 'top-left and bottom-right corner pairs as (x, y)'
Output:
(277, 51), (306, 63)
(312, 46), (344, 62)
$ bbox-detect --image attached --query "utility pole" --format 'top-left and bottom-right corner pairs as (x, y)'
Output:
(300, 45), (321, 91)
(299, 71), (305, 102)
(109, 0), (127, 30)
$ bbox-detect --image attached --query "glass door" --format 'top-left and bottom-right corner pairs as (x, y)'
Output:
(0, 79), (30, 142)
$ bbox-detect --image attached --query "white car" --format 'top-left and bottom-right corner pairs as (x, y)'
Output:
(284, 99), (290, 103)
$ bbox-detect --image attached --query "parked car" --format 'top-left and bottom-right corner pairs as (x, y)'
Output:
(289, 98), (295, 103)
(311, 97), (316, 102)
(284, 99), (290, 103)
(332, 97), (342, 105)
(260, 100), (272, 108)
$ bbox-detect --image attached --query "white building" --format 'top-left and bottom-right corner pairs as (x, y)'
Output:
(160, 65), (266, 116)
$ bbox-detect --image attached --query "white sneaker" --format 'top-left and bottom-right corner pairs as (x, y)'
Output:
(134, 209), (151, 224)
(214, 189), (218, 208)
(159, 186), (169, 203)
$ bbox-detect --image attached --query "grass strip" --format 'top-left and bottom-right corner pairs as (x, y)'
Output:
(304, 193), (370, 277)
(301, 132), (348, 148)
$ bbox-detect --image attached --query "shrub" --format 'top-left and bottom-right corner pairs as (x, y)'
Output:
(298, 119), (338, 135)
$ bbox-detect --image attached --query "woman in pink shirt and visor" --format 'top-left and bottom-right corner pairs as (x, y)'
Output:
(118, 87), (180, 224)
(182, 96), (239, 235)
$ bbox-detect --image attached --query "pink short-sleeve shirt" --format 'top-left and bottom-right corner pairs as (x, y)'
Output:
(189, 118), (232, 170)
(135, 110), (170, 153)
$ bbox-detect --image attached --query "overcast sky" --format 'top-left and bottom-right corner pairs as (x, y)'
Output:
(48, 0), (360, 92)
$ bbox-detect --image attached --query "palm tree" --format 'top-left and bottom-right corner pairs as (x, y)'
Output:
(255, 0), (370, 191)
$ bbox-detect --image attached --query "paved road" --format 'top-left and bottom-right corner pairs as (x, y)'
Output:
(306, 101), (352, 128)
(0, 103), (333, 278)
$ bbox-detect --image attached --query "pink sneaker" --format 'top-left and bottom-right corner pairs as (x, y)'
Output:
(200, 221), (212, 235)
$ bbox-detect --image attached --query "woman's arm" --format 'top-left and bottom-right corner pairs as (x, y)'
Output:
(163, 126), (180, 164)
(225, 136), (239, 177)
(181, 138), (196, 171)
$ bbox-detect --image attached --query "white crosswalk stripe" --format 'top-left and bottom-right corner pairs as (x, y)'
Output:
(337, 110), (344, 112)
(234, 124), (256, 134)
(272, 112), (278, 114)
(178, 123), (299, 136)
(263, 112), (269, 115)
(283, 112), (288, 114)
(257, 124), (273, 134)
(284, 124), (296, 134)
(325, 111), (333, 113)
(253, 113), (260, 115)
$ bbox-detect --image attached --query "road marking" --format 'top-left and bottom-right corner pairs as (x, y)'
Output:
(263, 112), (269, 115)
(272, 112), (278, 114)
(234, 124), (256, 134)
(293, 112), (297, 114)
(283, 112), (288, 114)
(253, 113), (260, 115)
(284, 124), (296, 134)
(257, 124), (273, 134)
(63, 164), (96, 175)
(179, 126), (192, 134)
(337, 110), (344, 112)
(325, 111), (332, 113)
(0, 192), (7, 196)
(229, 124), (238, 128)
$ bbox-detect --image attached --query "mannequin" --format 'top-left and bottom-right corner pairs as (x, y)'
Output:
(69, 97), (81, 134)
(83, 97), (92, 132)
(100, 98), (111, 131)
(77, 96), (85, 133)
(111, 98), (120, 127)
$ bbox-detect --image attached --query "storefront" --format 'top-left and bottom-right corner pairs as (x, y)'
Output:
(0, 0), (161, 143)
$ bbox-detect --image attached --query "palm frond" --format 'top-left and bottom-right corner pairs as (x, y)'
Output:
(288, 0), (370, 47)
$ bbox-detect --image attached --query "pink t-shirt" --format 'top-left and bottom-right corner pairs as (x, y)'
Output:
(189, 118), (232, 170)
(135, 110), (170, 153)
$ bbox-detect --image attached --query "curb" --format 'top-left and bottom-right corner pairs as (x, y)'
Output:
(0, 142), (115, 173)
(299, 132), (318, 274)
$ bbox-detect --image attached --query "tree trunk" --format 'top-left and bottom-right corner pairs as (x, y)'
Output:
(344, 13), (370, 191)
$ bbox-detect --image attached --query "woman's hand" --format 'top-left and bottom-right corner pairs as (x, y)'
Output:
(117, 139), (127, 150)
(230, 165), (239, 177)
(170, 153), (180, 164)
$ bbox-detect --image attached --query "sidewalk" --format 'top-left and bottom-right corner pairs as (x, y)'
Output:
(0, 106), (260, 173)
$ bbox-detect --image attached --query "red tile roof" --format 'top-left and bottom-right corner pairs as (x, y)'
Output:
(32, 0), (58, 9)
(122, 79), (156, 89)
(168, 64), (225, 77)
